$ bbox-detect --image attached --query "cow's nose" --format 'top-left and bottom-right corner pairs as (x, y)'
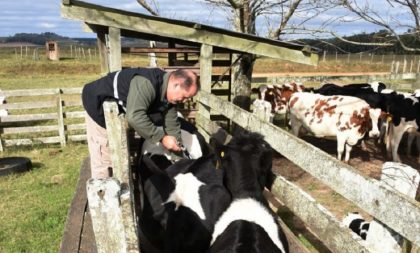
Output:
(369, 131), (380, 138)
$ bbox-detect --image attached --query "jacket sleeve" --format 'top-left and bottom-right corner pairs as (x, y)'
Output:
(126, 76), (165, 143)
(163, 106), (181, 143)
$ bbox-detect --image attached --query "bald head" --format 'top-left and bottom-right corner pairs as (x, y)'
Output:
(166, 69), (200, 104)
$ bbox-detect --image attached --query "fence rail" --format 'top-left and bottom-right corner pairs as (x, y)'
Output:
(0, 88), (85, 151)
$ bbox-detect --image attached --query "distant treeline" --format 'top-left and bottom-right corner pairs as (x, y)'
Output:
(295, 30), (419, 55)
(2, 31), (419, 54)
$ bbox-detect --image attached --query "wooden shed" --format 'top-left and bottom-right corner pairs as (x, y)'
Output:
(46, 41), (60, 60)
(60, 0), (321, 252)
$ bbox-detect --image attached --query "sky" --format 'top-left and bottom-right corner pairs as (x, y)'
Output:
(0, 0), (412, 39)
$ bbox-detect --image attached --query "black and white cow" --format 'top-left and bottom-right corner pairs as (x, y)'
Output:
(342, 212), (370, 240)
(384, 92), (420, 162)
(209, 132), (289, 253)
(138, 153), (231, 253)
(342, 212), (403, 253)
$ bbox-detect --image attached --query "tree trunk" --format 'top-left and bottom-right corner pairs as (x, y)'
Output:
(231, 2), (256, 111)
(232, 53), (255, 111)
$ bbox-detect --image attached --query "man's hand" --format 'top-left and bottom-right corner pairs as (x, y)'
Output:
(161, 135), (181, 151)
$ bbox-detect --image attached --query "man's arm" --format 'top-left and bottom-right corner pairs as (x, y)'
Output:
(163, 107), (182, 143)
(126, 76), (165, 143)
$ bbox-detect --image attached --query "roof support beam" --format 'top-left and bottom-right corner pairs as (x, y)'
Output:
(61, 1), (318, 65)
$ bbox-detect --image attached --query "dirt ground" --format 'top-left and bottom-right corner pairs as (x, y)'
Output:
(271, 134), (419, 220)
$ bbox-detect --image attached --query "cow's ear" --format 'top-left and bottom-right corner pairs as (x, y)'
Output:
(251, 87), (259, 94)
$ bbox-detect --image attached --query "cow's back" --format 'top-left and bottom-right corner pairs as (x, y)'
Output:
(289, 93), (370, 138)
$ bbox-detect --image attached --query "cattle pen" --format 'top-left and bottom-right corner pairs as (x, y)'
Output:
(60, 91), (420, 253)
(57, 0), (420, 252)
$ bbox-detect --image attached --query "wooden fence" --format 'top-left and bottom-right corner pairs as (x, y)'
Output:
(0, 88), (85, 151)
(195, 90), (420, 252)
(86, 94), (419, 252)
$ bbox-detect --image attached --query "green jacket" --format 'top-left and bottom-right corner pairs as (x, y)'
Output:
(126, 73), (181, 143)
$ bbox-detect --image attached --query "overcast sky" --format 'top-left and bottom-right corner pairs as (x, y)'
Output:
(0, 0), (412, 39)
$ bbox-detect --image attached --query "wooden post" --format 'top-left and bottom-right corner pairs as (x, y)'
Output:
(197, 44), (213, 141)
(57, 90), (66, 147)
(347, 53), (350, 63)
(97, 30), (109, 74)
(70, 44), (73, 58)
(102, 101), (139, 252)
(390, 60), (395, 74)
(20, 45), (23, 59)
(417, 60), (420, 73)
(410, 60), (413, 73)
(403, 59), (407, 73)
(359, 52), (363, 62)
(323, 51), (326, 62)
(395, 61), (400, 74)
(148, 41), (157, 67)
(108, 27), (122, 72)
(87, 178), (129, 253)
(25, 46), (28, 58)
(168, 41), (176, 66)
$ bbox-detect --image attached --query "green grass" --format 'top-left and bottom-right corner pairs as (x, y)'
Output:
(0, 143), (87, 253)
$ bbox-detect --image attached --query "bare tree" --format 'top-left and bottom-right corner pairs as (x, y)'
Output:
(201, 0), (331, 111)
(326, 0), (420, 52)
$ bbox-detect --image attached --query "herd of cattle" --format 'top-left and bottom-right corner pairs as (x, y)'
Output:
(252, 81), (420, 164)
(133, 81), (420, 252)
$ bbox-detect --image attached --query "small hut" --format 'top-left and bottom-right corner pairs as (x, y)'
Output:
(46, 41), (60, 60)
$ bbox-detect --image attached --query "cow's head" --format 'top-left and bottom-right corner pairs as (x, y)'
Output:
(351, 107), (381, 138)
(252, 83), (304, 114)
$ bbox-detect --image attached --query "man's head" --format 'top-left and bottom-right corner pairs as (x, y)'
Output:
(166, 69), (200, 104)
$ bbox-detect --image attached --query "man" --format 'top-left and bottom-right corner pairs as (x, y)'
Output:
(82, 67), (199, 178)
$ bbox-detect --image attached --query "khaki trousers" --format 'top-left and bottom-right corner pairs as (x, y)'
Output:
(85, 114), (112, 178)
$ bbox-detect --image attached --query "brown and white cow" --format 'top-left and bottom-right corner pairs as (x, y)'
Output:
(288, 92), (382, 163)
(252, 82), (305, 114)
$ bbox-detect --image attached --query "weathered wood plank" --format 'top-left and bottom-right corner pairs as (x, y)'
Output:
(97, 29), (109, 74)
(196, 44), (212, 142)
(270, 175), (370, 253)
(0, 101), (56, 110)
(63, 100), (83, 107)
(103, 101), (139, 252)
(0, 89), (59, 97)
(198, 91), (420, 246)
(0, 113), (57, 123)
(68, 134), (87, 142)
(65, 111), (86, 118)
(1, 125), (58, 134)
(4, 136), (61, 146)
(67, 123), (86, 131)
(87, 178), (128, 253)
(57, 94), (66, 147)
(60, 157), (92, 253)
(60, 2), (318, 65)
(61, 87), (83, 94)
(108, 27), (122, 72)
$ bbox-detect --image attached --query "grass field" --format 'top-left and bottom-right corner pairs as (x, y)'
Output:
(0, 48), (417, 252)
